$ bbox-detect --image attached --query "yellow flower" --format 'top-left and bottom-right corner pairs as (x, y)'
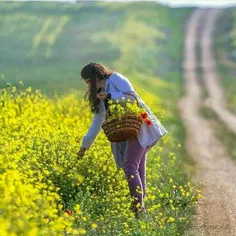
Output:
(168, 217), (175, 223)
(91, 223), (98, 229)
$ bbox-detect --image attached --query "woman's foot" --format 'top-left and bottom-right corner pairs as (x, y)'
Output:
(130, 203), (146, 219)
(134, 206), (146, 219)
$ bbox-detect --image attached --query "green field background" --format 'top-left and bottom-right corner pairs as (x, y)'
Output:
(1, 2), (189, 94)
(0, 1), (194, 165)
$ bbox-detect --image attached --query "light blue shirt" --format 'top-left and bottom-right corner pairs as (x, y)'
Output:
(81, 72), (167, 168)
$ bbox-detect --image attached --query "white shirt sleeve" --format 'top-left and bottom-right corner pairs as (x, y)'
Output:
(81, 101), (106, 149)
(110, 73), (137, 102)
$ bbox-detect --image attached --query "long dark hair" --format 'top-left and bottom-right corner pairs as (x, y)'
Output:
(81, 62), (113, 113)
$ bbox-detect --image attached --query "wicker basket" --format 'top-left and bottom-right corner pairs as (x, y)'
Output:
(102, 93), (144, 142)
(102, 92), (144, 142)
(102, 114), (142, 142)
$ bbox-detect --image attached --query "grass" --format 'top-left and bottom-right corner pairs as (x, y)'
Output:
(200, 106), (236, 160)
(214, 9), (236, 114)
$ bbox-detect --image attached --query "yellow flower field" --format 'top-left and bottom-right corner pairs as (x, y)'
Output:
(0, 84), (202, 235)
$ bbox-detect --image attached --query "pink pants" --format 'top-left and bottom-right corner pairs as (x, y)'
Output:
(123, 136), (148, 208)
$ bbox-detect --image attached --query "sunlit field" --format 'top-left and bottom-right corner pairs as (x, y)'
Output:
(0, 2), (203, 235)
(0, 85), (202, 235)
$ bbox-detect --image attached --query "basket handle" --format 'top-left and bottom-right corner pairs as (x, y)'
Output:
(124, 92), (141, 107)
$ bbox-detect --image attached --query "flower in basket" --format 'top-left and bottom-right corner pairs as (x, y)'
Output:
(107, 97), (144, 121)
(106, 97), (152, 126)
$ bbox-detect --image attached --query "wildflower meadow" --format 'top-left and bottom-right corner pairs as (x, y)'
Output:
(0, 83), (202, 235)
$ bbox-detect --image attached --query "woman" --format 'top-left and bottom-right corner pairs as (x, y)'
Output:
(78, 62), (167, 218)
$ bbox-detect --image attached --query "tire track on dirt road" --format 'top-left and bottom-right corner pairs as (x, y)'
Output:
(179, 9), (236, 236)
(201, 9), (236, 134)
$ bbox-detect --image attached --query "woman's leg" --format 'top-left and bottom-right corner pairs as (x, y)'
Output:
(138, 149), (147, 199)
(123, 137), (147, 210)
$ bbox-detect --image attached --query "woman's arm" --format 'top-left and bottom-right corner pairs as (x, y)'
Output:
(81, 102), (106, 149)
(109, 73), (137, 101)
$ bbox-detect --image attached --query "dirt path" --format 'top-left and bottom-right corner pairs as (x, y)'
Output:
(201, 9), (236, 134)
(179, 9), (236, 236)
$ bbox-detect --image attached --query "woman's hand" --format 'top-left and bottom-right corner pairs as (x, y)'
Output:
(97, 92), (108, 100)
(77, 147), (87, 160)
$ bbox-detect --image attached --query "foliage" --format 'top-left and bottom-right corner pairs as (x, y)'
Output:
(0, 84), (202, 235)
(106, 97), (145, 121)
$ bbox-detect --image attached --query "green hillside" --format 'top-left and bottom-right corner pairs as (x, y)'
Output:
(1, 2), (189, 95)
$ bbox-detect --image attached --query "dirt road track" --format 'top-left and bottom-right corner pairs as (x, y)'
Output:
(201, 9), (236, 134)
(179, 9), (236, 236)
